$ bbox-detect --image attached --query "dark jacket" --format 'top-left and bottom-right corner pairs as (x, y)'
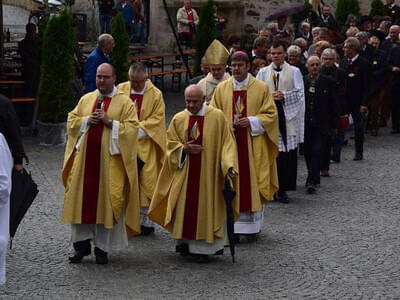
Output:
(98, 0), (114, 16)
(0, 94), (26, 164)
(115, 1), (134, 25)
(359, 44), (375, 63)
(388, 44), (400, 88)
(370, 48), (388, 95)
(339, 55), (372, 110)
(385, 4), (400, 24)
(321, 65), (347, 115)
(84, 47), (110, 93)
(303, 74), (339, 134)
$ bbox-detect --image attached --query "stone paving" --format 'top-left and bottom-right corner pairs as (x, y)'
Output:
(1, 91), (400, 299)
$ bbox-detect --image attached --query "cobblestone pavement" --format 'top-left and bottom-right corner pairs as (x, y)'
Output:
(1, 91), (400, 299)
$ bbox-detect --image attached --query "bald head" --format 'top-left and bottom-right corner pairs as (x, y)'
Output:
(185, 85), (205, 114)
(389, 25), (400, 42)
(306, 55), (321, 78)
(96, 63), (116, 94)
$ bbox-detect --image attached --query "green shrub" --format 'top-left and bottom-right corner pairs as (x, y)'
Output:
(193, 0), (217, 76)
(38, 10), (75, 123)
(336, 0), (361, 26)
(370, 0), (386, 17)
(292, 0), (313, 34)
(110, 12), (130, 84)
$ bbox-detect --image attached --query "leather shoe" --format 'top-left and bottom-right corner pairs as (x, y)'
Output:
(353, 152), (363, 161)
(69, 251), (90, 263)
(276, 190), (289, 203)
(307, 184), (316, 194)
(94, 247), (108, 264)
(140, 225), (155, 236)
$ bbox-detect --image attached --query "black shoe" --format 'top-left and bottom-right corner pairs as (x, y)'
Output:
(94, 247), (108, 264)
(277, 191), (289, 203)
(353, 152), (363, 161)
(69, 239), (91, 263)
(307, 184), (316, 194)
(140, 225), (155, 236)
(176, 243), (189, 256)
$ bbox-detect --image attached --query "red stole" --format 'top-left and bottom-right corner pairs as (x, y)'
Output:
(185, 9), (194, 34)
(130, 93), (144, 120)
(182, 115), (204, 240)
(81, 96), (112, 224)
(232, 90), (252, 212)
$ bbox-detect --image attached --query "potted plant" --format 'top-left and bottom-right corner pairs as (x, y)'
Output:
(36, 9), (75, 146)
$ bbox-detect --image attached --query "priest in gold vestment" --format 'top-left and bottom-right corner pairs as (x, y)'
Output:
(148, 85), (238, 263)
(117, 62), (166, 235)
(197, 40), (230, 104)
(61, 63), (140, 264)
(210, 52), (279, 241)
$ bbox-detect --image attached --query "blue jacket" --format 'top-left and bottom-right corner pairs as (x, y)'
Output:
(84, 47), (110, 93)
(115, 1), (134, 25)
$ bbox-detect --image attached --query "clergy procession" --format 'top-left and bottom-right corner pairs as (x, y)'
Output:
(2, 0), (400, 297)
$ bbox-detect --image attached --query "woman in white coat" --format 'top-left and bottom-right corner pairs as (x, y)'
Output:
(0, 132), (12, 285)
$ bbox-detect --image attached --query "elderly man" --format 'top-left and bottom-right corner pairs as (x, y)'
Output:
(303, 56), (339, 193)
(356, 31), (375, 63)
(211, 51), (279, 240)
(340, 37), (372, 161)
(197, 40), (230, 103)
(288, 45), (307, 75)
(62, 63), (140, 264)
(149, 85), (238, 263)
(0, 133), (12, 285)
(84, 34), (115, 92)
(320, 48), (346, 169)
(117, 62), (166, 234)
(294, 37), (309, 64)
(257, 39), (305, 203)
(177, 0), (199, 48)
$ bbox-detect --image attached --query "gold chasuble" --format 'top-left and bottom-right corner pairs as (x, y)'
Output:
(61, 90), (141, 237)
(148, 105), (238, 243)
(210, 76), (279, 212)
(117, 80), (166, 207)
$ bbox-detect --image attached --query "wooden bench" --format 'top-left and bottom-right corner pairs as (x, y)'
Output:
(11, 97), (35, 103)
(149, 68), (192, 91)
(0, 80), (24, 87)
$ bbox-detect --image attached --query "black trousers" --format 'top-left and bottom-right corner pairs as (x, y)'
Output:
(391, 87), (400, 130)
(277, 148), (298, 191)
(350, 110), (367, 153)
(304, 127), (328, 185)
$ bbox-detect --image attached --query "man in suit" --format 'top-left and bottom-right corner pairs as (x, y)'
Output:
(385, 0), (400, 24)
(303, 56), (339, 194)
(381, 25), (400, 54)
(248, 36), (270, 63)
(356, 31), (375, 63)
(388, 37), (400, 133)
(319, 5), (339, 30)
(340, 37), (372, 161)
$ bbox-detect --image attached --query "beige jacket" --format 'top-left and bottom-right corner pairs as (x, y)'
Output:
(176, 7), (199, 34)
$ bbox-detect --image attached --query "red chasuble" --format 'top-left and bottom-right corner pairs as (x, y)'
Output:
(182, 115), (204, 240)
(81, 97), (112, 224)
(130, 93), (144, 120)
(232, 90), (252, 212)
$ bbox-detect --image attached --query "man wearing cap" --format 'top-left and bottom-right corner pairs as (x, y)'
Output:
(257, 39), (305, 203)
(197, 40), (231, 104)
(117, 62), (166, 235)
(210, 51), (279, 241)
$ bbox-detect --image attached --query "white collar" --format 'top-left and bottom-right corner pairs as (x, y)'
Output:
(233, 73), (250, 90)
(351, 54), (359, 63)
(188, 102), (207, 116)
(131, 81), (148, 95)
(272, 62), (285, 72)
(100, 85), (117, 98)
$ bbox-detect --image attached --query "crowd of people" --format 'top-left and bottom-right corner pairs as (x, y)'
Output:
(2, 0), (400, 285)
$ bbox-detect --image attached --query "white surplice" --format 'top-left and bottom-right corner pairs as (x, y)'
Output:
(0, 133), (13, 285)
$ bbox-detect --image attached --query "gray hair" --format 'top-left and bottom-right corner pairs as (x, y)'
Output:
(312, 27), (321, 34)
(287, 45), (301, 56)
(129, 61), (148, 76)
(380, 20), (392, 30)
(319, 27), (329, 36)
(346, 26), (359, 37)
(301, 22), (310, 29)
(355, 31), (368, 40)
(345, 37), (361, 52)
(98, 33), (114, 48)
(321, 48), (336, 58)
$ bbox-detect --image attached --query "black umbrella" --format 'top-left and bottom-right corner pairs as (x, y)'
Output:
(222, 178), (236, 263)
(9, 168), (39, 248)
(275, 102), (288, 152)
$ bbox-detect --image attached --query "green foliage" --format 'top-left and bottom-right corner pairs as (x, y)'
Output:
(292, 0), (313, 34)
(110, 12), (130, 84)
(336, 0), (361, 26)
(193, 0), (217, 76)
(33, 16), (49, 95)
(370, 0), (386, 17)
(38, 10), (75, 123)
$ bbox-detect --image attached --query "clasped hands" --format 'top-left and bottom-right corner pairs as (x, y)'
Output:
(88, 109), (111, 127)
(272, 90), (284, 101)
(183, 140), (203, 154)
